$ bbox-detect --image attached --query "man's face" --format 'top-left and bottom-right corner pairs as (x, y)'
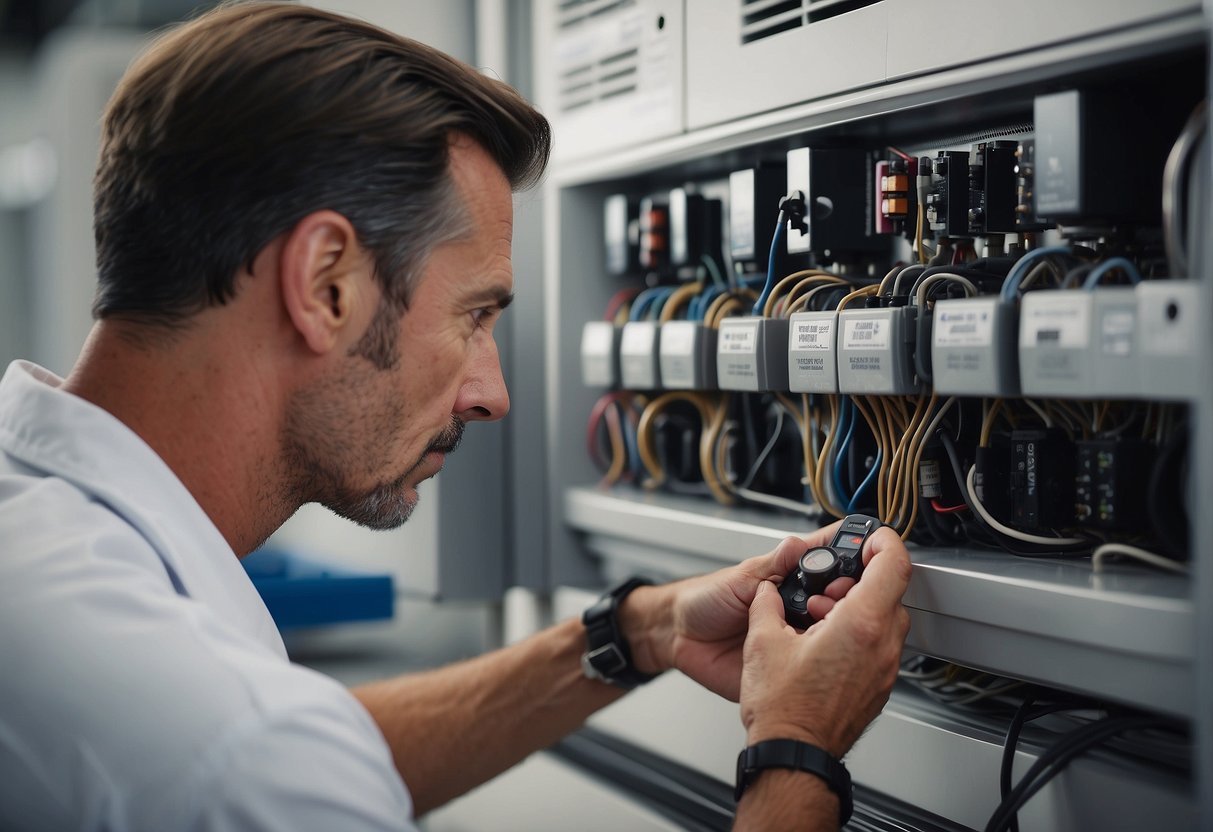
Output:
(285, 137), (513, 528)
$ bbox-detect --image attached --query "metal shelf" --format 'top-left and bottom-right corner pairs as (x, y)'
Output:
(565, 486), (1195, 718)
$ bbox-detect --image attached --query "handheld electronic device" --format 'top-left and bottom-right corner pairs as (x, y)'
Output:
(779, 514), (882, 628)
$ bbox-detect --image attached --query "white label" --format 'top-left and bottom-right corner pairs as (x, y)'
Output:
(1023, 298), (1089, 349)
(581, 322), (615, 356)
(660, 321), (696, 356)
(620, 322), (657, 356)
(934, 304), (995, 347)
(793, 319), (833, 352)
(842, 318), (889, 350)
(1100, 310), (1134, 357)
(719, 323), (757, 353)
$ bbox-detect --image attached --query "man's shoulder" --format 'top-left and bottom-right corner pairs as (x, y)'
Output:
(0, 464), (406, 828)
(0, 459), (166, 585)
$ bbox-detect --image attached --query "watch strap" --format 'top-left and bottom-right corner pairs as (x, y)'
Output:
(581, 576), (656, 689)
(734, 738), (853, 825)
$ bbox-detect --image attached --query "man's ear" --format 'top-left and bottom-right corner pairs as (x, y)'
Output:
(277, 210), (372, 355)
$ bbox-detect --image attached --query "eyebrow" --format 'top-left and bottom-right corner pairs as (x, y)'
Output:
(470, 287), (515, 311)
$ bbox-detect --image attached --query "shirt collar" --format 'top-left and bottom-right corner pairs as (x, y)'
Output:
(0, 360), (285, 656)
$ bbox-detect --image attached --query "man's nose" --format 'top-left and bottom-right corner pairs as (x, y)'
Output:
(454, 341), (510, 422)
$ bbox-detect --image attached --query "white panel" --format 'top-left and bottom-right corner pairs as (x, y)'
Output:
(886, 0), (1200, 80)
(537, 0), (684, 161)
(686, 0), (887, 130)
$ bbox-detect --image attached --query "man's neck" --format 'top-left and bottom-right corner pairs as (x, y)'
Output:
(63, 318), (294, 556)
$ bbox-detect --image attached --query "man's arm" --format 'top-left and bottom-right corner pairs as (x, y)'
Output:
(353, 526), (909, 822)
(351, 615), (629, 816)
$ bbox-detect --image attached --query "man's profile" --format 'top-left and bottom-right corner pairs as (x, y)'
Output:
(0, 4), (912, 829)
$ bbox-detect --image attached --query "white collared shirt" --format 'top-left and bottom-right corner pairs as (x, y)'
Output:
(0, 361), (416, 830)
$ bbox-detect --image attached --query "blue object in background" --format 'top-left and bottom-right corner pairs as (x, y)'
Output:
(242, 547), (394, 630)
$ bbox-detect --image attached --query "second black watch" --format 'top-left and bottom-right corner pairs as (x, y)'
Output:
(580, 576), (657, 689)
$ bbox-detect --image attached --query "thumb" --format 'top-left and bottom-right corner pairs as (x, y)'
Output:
(748, 580), (787, 635)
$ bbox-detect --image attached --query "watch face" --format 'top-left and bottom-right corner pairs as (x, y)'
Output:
(800, 547), (837, 574)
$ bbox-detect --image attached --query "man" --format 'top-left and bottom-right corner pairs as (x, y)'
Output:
(0, 3), (911, 830)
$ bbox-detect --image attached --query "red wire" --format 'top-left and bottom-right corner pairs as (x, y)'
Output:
(604, 287), (642, 322)
(931, 499), (967, 514)
(586, 392), (623, 470)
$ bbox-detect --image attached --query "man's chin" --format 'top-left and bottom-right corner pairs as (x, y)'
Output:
(328, 484), (418, 530)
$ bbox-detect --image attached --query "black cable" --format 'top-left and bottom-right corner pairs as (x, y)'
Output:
(999, 694), (1037, 832)
(985, 714), (1172, 832)
(1147, 422), (1189, 557)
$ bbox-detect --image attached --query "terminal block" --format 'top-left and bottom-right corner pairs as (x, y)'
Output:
(788, 310), (839, 393)
(716, 317), (789, 392)
(659, 321), (718, 390)
(581, 321), (621, 387)
(619, 320), (661, 389)
(931, 297), (1020, 396)
(836, 307), (920, 395)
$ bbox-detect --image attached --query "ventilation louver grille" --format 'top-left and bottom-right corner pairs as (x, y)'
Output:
(556, 0), (642, 114)
(741, 0), (880, 45)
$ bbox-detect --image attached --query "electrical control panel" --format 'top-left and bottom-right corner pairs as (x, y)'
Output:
(558, 15), (1209, 828)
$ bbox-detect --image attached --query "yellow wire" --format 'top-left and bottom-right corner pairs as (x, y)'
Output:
(658, 281), (704, 323)
(780, 275), (849, 317)
(700, 395), (735, 505)
(602, 401), (627, 484)
(835, 284), (879, 312)
(850, 395), (884, 519)
(980, 399), (1003, 448)
(707, 297), (747, 329)
(784, 281), (847, 316)
(813, 395), (846, 519)
(889, 393), (937, 530)
(763, 270), (844, 318)
(636, 391), (715, 489)
(703, 288), (757, 329)
(884, 393), (928, 521)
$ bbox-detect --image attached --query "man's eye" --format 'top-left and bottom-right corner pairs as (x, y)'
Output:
(471, 308), (493, 328)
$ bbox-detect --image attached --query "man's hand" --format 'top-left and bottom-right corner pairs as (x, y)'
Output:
(739, 526), (911, 756)
(621, 520), (901, 702)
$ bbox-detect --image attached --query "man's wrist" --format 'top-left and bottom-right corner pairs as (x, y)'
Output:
(615, 584), (673, 677)
(745, 719), (841, 758)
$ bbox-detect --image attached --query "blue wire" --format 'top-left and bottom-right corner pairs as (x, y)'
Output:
(751, 217), (787, 315)
(847, 446), (882, 513)
(648, 286), (678, 320)
(629, 287), (671, 321)
(832, 400), (855, 506)
(619, 405), (641, 474)
(691, 285), (725, 321)
(1082, 257), (1144, 290)
(999, 245), (1073, 303)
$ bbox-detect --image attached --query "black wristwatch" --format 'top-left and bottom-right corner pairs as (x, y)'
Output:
(735, 739), (853, 825)
(580, 576), (657, 689)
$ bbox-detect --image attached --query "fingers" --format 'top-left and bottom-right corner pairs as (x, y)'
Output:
(849, 528), (913, 609)
(747, 581), (788, 636)
(761, 520), (844, 580)
(805, 593), (836, 621)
